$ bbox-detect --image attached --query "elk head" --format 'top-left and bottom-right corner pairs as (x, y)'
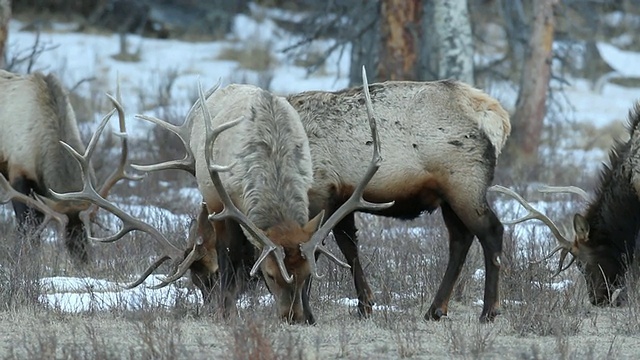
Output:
(489, 185), (625, 306)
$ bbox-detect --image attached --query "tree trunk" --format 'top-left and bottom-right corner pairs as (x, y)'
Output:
(507, 0), (558, 168)
(0, 0), (10, 69)
(418, 0), (438, 81)
(500, 0), (528, 77)
(377, 0), (422, 81)
(349, 0), (381, 86)
(433, 0), (474, 85)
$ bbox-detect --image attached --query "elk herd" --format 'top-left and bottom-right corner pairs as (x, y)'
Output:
(1, 64), (639, 325)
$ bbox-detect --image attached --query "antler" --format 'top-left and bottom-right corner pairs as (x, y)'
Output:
(0, 174), (68, 232)
(51, 91), (212, 288)
(488, 185), (573, 246)
(131, 80), (221, 175)
(124, 216), (205, 290)
(537, 185), (590, 202)
(300, 66), (395, 280)
(50, 94), (181, 257)
(488, 185), (576, 275)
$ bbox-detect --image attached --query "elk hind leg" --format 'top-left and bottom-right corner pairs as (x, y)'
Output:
(439, 194), (503, 323)
(426, 202), (474, 321)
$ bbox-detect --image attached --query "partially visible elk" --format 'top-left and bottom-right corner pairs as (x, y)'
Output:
(128, 71), (510, 323)
(490, 102), (640, 307)
(0, 70), (134, 264)
(127, 69), (391, 324)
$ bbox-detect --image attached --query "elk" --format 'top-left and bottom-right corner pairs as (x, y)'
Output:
(283, 78), (510, 323)
(0, 70), (134, 265)
(124, 68), (391, 324)
(490, 102), (640, 307)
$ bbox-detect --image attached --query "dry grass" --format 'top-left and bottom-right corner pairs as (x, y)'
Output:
(217, 41), (278, 73)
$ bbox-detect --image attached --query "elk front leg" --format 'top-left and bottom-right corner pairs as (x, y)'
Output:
(10, 176), (44, 244)
(333, 213), (375, 318)
(64, 212), (91, 266)
(214, 219), (247, 321)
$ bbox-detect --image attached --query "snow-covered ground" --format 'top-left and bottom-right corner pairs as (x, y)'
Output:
(3, 7), (640, 313)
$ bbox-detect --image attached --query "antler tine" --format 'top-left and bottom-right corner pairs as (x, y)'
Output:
(132, 80), (221, 174)
(121, 255), (172, 289)
(529, 245), (564, 264)
(550, 249), (575, 278)
(537, 185), (590, 202)
(97, 91), (145, 199)
(149, 219), (204, 289)
(0, 175), (69, 231)
(58, 107), (116, 187)
(301, 66), (395, 280)
(193, 82), (294, 284)
(122, 216), (207, 290)
(488, 185), (573, 248)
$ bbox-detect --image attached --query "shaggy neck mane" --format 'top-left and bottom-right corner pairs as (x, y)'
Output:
(585, 103), (640, 266)
(238, 91), (312, 231)
(38, 73), (88, 194)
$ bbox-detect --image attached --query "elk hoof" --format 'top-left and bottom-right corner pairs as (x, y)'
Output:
(425, 306), (447, 321)
(356, 300), (374, 319)
(479, 308), (500, 323)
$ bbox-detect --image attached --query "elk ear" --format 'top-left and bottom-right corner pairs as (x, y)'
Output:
(573, 213), (590, 243)
(303, 210), (325, 234)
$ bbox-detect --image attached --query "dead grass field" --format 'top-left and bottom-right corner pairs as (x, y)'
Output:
(1, 176), (640, 359)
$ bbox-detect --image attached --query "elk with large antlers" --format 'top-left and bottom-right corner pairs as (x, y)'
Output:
(0, 70), (134, 264)
(490, 103), (640, 307)
(286, 78), (510, 323)
(129, 68), (391, 323)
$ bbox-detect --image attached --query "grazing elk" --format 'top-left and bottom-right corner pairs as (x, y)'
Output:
(285, 78), (511, 322)
(490, 103), (640, 307)
(0, 70), (133, 265)
(128, 71), (510, 323)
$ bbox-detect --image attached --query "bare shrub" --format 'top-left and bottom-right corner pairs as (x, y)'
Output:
(392, 319), (423, 358)
(132, 316), (184, 360)
(219, 39), (277, 90)
(4, 27), (59, 73)
(218, 41), (277, 72)
(229, 317), (277, 360)
(610, 271), (640, 335)
(444, 321), (497, 359)
(111, 32), (142, 62)
(136, 67), (181, 110)
(274, 330), (305, 360)
(0, 225), (44, 311)
(228, 66), (274, 91)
